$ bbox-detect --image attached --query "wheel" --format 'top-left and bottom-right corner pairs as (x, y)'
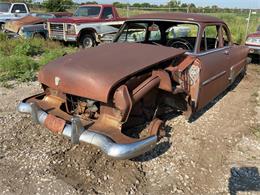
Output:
(0, 23), (4, 32)
(80, 34), (95, 49)
(33, 33), (45, 39)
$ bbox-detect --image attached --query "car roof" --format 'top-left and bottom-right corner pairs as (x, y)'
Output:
(129, 13), (224, 24)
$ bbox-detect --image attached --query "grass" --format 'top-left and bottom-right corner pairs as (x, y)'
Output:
(0, 33), (77, 82)
(251, 125), (260, 138)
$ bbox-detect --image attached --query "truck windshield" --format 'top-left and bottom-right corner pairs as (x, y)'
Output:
(0, 3), (11, 12)
(74, 6), (101, 17)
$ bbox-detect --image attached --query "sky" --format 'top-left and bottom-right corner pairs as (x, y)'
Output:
(75, 0), (260, 9)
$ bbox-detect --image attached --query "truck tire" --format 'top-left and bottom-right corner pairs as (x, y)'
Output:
(80, 34), (95, 49)
(33, 33), (45, 39)
(0, 23), (4, 32)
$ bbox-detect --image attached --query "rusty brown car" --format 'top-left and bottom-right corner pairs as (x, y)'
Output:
(17, 13), (249, 160)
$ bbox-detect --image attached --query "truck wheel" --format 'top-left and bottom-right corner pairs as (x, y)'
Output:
(80, 34), (95, 49)
(33, 33), (45, 39)
(0, 23), (4, 32)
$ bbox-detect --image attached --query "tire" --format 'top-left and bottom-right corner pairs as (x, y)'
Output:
(0, 23), (4, 32)
(80, 34), (95, 49)
(33, 33), (45, 39)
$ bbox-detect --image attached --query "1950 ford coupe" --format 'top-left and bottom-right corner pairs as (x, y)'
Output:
(17, 13), (249, 159)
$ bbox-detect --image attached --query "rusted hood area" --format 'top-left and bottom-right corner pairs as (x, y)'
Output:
(38, 43), (185, 103)
(5, 16), (45, 33)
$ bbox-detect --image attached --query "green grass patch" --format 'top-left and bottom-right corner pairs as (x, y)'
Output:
(0, 35), (77, 83)
(251, 125), (260, 138)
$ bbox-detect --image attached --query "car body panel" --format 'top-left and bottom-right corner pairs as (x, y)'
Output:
(4, 12), (72, 39)
(38, 43), (185, 103)
(4, 15), (45, 33)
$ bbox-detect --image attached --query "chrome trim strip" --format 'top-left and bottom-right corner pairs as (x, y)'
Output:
(194, 46), (231, 57)
(202, 70), (226, 86)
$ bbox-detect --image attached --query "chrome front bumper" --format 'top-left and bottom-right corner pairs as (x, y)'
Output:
(17, 102), (158, 160)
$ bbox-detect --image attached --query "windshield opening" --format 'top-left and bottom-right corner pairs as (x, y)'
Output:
(74, 6), (101, 17)
(115, 21), (199, 52)
(0, 3), (11, 12)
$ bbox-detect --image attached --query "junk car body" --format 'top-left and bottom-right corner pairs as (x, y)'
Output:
(4, 12), (72, 39)
(18, 13), (249, 160)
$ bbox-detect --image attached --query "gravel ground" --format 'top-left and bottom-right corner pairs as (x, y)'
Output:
(0, 64), (260, 195)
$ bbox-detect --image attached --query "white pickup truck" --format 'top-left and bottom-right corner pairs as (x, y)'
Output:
(0, 2), (30, 31)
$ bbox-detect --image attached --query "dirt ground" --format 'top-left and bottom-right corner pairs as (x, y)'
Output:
(0, 64), (260, 195)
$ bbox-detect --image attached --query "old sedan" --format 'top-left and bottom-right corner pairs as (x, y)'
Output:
(17, 13), (249, 160)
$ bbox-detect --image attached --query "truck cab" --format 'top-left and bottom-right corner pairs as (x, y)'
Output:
(47, 4), (125, 48)
(0, 2), (30, 30)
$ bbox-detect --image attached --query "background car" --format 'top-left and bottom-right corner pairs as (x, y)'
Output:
(0, 2), (30, 31)
(246, 25), (260, 63)
(4, 12), (72, 39)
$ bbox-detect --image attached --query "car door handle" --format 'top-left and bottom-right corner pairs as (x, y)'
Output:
(224, 50), (229, 55)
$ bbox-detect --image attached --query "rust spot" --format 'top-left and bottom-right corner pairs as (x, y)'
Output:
(44, 114), (66, 133)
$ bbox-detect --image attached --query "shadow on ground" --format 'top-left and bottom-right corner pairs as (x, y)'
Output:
(229, 167), (260, 195)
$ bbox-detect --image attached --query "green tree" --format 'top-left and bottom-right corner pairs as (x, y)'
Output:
(167, 0), (181, 8)
(83, 1), (98, 4)
(43, 0), (74, 12)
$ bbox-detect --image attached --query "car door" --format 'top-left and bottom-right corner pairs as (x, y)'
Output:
(196, 24), (231, 110)
(98, 7), (119, 39)
(222, 24), (249, 83)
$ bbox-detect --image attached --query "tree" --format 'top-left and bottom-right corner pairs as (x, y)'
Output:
(167, 0), (181, 8)
(113, 2), (127, 8)
(83, 1), (98, 4)
(181, 3), (188, 7)
(43, 0), (74, 12)
(132, 3), (141, 8)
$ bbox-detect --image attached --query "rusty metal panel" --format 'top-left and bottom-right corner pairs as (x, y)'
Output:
(38, 43), (184, 103)
(44, 114), (66, 133)
(5, 16), (46, 33)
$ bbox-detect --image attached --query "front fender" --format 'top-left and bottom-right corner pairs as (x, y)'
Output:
(77, 27), (98, 42)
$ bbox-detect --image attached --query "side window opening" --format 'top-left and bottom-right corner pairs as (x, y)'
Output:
(148, 24), (161, 41)
(117, 23), (147, 43)
(200, 25), (220, 52)
(166, 23), (198, 52)
(101, 7), (113, 19)
(222, 26), (231, 46)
